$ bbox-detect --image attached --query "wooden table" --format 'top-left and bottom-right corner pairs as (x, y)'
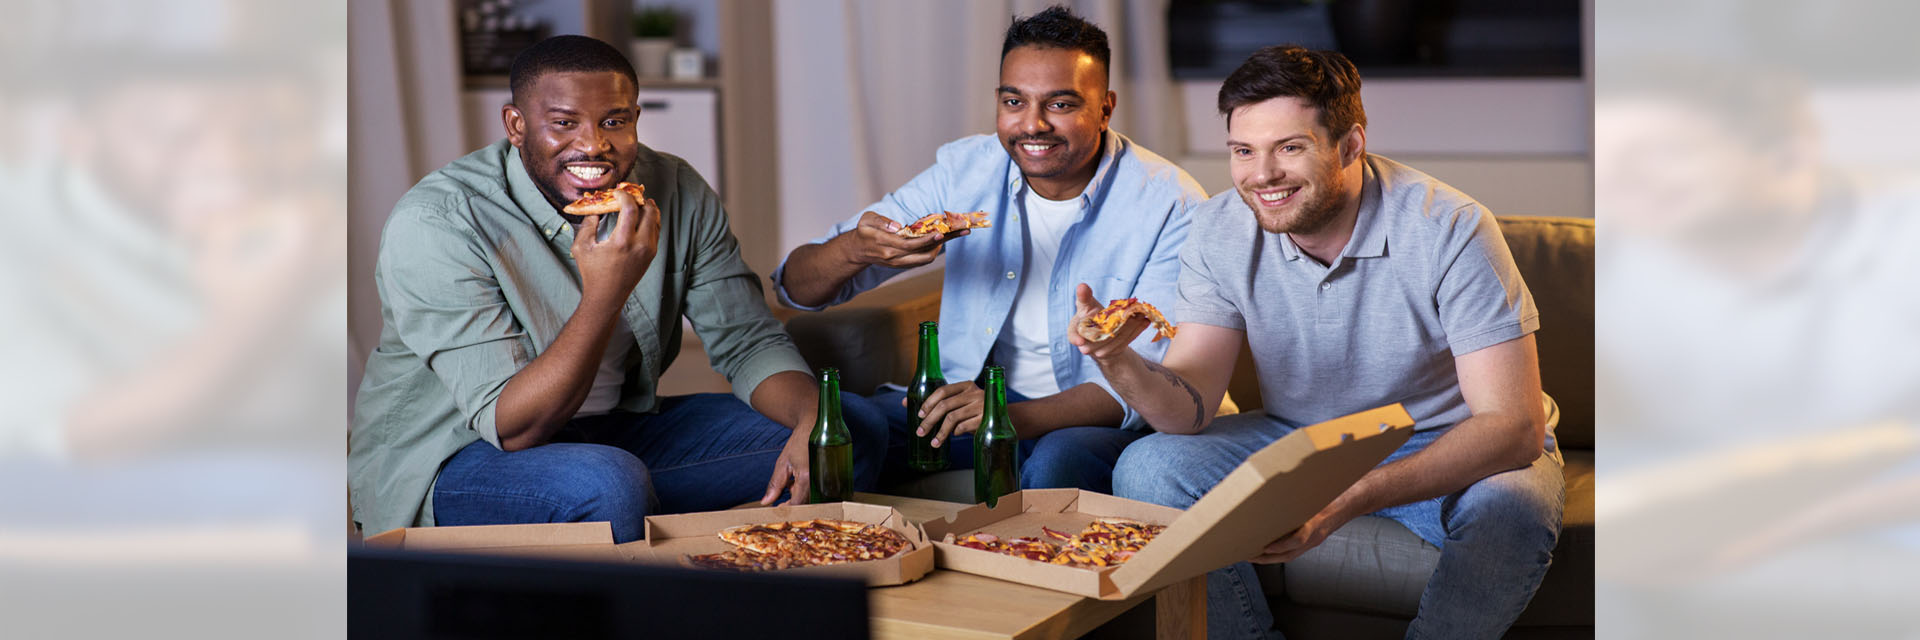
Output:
(856, 493), (1206, 640)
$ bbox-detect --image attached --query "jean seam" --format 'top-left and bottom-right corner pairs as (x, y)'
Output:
(646, 446), (785, 475)
(434, 488), (574, 513)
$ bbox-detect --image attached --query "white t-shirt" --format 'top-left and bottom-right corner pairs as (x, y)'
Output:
(576, 325), (637, 416)
(992, 187), (1081, 398)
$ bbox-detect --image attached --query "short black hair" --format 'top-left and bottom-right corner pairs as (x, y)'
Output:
(1217, 45), (1367, 137)
(508, 35), (637, 106)
(1001, 5), (1111, 81)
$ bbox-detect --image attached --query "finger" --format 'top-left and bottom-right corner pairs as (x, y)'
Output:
(785, 464), (811, 506)
(933, 395), (983, 446)
(920, 395), (955, 437)
(638, 198), (663, 249)
(574, 214), (601, 249)
(859, 211), (903, 234)
(609, 190), (641, 243)
(951, 412), (983, 437)
(761, 458), (791, 505)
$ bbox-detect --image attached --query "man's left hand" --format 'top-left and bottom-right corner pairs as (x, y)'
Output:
(761, 424), (814, 506)
(916, 381), (986, 448)
(1254, 501), (1359, 564)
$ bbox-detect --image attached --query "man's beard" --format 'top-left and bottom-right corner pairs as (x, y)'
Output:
(1240, 184), (1348, 236)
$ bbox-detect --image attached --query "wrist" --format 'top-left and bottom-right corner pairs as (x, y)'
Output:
(830, 231), (870, 267)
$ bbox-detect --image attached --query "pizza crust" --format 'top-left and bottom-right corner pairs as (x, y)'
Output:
(562, 182), (646, 215)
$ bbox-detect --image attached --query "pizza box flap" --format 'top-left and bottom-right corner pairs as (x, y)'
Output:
(361, 521), (614, 551)
(1103, 404), (1414, 599)
(638, 501), (932, 586)
(920, 489), (1184, 598)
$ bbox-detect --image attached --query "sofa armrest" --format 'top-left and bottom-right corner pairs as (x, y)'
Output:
(782, 268), (944, 395)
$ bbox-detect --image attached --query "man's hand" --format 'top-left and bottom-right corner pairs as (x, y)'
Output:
(1253, 499), (1360, 564)
(573, 190), (661, 305)
(835, 211), (967, 269)
(760, 423), (814, 506)
(1068, 283), (1152, 364)
(913, 381), (986, 447)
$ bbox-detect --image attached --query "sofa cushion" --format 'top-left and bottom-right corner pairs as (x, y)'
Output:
(1265, 450), (1594, 623)
(1496, 216), (1594, 450)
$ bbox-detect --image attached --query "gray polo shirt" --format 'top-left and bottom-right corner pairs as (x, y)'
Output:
(1178, 155), (1538, 430)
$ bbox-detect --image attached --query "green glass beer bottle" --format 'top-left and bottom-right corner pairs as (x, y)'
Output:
(973, 366), (1019, 508)
(809, 368), (854, 503)
(907, 321), (950, 472)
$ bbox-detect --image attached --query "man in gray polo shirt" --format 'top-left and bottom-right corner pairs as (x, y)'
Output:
(1070, 46), (1563, 639)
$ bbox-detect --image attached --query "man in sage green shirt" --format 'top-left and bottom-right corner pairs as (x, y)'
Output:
(350, 36), (886, 541)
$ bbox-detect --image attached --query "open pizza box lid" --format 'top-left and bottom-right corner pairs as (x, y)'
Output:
(359, 521), (627, 563)
(628, 501), (934, 587)
(921, 403), (1415, 600)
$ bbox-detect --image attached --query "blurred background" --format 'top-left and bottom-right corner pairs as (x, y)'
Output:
(1594, 1), (1920, 638)
(348, 0), (1592, 401)
(0, 0), (344, 638)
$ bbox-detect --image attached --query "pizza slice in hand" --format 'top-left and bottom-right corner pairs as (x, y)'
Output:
(1077, 298), (1178, 343)
(897, 211), (992, 238)
(563, 182), (646, 215)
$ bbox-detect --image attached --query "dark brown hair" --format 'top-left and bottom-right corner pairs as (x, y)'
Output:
(1217, 45), (1366, 137)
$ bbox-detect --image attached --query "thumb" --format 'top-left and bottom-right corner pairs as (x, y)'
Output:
(761, 459), (790, 505)
(575, 214), (600, 247)
(1075, 283), (1100, 314)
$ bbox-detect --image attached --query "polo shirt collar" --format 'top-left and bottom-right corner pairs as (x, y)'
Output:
(1005, 129), (1125, 210)
(505, 145), (572, 242)
(1341, 159), (1388, 260)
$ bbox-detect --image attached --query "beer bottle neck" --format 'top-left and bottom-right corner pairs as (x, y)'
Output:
(817, 374), (842, 424)
(917, 325), (941, 377)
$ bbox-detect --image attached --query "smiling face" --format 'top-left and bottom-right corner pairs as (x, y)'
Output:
(504, 71), (640, 212)
(1226, 96), (1365, 237)
(995, 45), (1114, 200)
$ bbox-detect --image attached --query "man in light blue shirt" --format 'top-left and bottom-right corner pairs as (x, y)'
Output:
(774, 6), (1207, 493)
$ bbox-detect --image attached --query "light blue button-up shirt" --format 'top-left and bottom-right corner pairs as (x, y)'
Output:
(773, 131), (1207, 429)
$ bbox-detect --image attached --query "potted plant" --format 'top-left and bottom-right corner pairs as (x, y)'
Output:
(630, 7), (679, 78)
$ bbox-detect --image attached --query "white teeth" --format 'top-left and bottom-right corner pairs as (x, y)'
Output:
(566, 166), (608, 179)
(1021, 144), (1052, 152)
(1258, 189), (1296, 203)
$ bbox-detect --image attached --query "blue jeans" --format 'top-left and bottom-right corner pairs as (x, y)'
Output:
(867, 388), (1145, 493)
(1113, 412), (1564, 640)
(431, 392), (890, 543)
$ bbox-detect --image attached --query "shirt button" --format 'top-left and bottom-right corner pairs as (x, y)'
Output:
(1320, 282), (1331, 291)
(1005, 271), (1017, 280)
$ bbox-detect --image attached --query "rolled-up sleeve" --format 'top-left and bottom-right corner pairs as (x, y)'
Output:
(771, 158), (953, 310)
(680, 173), (811, 403)
(377, 209), (530, 448)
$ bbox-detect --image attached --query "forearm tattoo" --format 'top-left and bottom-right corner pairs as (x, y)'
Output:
(1143, 360), (1206, 432)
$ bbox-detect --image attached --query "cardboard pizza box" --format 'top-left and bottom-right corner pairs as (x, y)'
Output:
(359, 521), (626, 563)
(626, 501), (935, 587)
(921, 403), (1416, 600)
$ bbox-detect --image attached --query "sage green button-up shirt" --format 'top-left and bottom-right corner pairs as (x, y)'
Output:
(350, 139), (807, 534)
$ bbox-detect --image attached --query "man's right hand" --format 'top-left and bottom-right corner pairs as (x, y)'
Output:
(1068, 283), (1152, 366)
(573, 189), (661, 305)
(834, 211), (966, 269)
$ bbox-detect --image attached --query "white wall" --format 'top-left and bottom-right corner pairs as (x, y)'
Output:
(1177, 77), (1593, 217)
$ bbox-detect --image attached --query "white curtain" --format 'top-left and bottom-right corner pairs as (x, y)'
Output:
(774, 0), (1184, 255)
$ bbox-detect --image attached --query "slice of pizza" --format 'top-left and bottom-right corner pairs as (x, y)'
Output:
(563, 182), (646, 215)
(1076, 298), (1178, 343)
(897, 211), (992, 238)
